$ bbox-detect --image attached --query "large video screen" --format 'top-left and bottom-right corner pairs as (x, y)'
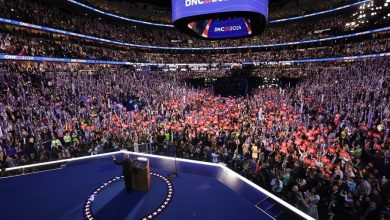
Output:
(172, 0), (268, 39)
(172, 0), (268, 22)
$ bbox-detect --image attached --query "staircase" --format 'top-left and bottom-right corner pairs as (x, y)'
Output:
(255, 196), (301, 220)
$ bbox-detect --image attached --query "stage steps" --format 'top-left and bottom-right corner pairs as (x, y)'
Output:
(255, 196), (300, 220)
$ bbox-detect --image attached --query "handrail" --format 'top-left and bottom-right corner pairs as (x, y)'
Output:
(4, 151), (121, 172)
(0, 52), (389, 66)
(3, 142), (155, 172)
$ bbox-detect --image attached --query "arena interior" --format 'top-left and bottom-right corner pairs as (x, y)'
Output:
(0, 0), (389, 220)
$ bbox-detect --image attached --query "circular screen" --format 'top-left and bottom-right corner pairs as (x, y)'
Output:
(172, 0), (268, 39)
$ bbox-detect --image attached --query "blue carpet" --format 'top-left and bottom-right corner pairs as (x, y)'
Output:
(91, 175), (168, 220)
(157, 172), (266, 220)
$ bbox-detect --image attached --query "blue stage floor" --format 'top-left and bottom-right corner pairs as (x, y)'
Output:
(0, 154), (304, 220)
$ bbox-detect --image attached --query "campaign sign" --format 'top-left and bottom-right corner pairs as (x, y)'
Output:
(207, 18), (250, 39)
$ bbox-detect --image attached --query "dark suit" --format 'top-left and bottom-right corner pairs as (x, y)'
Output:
(114, 158), (133, 192)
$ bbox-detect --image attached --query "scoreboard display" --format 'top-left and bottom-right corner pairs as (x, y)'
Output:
(172, 0), (268, 39)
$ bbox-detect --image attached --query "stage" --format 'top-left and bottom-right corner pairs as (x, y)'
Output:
(0, 152), (311, 220)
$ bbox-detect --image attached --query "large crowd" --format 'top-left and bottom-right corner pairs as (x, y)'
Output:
(0, 0), (376, 48)
(0, 0), (389, 219)
(0, 58), (389, 219)
(1, 30), (389, 64)
(80, 0), (172, 24)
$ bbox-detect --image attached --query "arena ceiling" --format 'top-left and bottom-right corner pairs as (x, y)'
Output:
(121, 0), (320, 8)
(98, 0), (351, 18)
(121, 0), (346, 11)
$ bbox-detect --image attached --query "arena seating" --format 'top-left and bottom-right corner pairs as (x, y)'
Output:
(0, 0), (389, 220)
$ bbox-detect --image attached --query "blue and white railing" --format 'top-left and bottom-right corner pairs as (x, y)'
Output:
(1, 53), (389, 66)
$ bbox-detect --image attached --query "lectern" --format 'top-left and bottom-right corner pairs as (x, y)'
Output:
(131, 157), (150, 191)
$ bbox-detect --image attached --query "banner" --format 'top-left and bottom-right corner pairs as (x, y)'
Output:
(0, 53), (389, 65)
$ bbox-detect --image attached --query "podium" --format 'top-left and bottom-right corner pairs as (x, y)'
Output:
(132, 157), (150, 191)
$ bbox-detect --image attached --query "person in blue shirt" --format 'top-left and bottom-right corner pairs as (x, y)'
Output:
(211, 149), (219, 163)
(5, 143), (16, 158)
(346, 177), (357, 192)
